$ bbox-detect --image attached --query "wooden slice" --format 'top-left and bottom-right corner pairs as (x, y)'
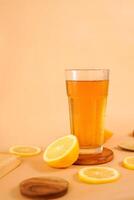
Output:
(74, 147), (114, 165)
(132, 130), (134, 137)
(20, 177), (69, 199)
(0, 153), (22, 179)
(118, 140), (134, 151)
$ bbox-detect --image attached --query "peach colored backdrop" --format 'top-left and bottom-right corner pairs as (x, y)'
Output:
(0, 0), (133, 150)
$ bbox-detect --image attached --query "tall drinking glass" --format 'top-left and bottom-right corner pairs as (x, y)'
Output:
(66, 69), (109, 154)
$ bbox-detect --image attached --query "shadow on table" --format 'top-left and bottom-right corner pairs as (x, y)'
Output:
(115, 198), (134, 200)
(23, 153), (58, 173)
(10, 186), (26, 200)
(11, 186), (48, 200)
(24, 152), (77, 174)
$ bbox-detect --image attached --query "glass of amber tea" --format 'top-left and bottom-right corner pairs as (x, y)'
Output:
(65, 69), (109, 154)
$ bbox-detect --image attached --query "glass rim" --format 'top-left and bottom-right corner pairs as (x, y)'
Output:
(65, 68), (109, 72)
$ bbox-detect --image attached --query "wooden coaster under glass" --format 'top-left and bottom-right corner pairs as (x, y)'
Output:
(74, 148), (114, 165)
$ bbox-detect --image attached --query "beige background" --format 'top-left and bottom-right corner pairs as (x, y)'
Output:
(0, 0), (134, 150)
(0, 1), (134, 200)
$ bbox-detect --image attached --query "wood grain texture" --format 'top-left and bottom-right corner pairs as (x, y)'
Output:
(20, 177), (69, 199)
(74, 148), (114, 165)
(0, 153), (22, 179)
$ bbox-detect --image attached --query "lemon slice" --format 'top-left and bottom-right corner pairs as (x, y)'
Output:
(123, 156), (134, 170)
(104, 129), (113, 143)
(43, 135), (79, 168)
(78, 166), (120, 184)
(9, 145), (41, 157)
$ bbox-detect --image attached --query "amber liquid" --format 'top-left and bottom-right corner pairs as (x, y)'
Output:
(66, 80), (109, 149)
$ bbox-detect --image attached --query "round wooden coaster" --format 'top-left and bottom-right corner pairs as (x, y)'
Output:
(20, 177), (69, 199)
(118, 140), (134, 151)
(74, 147), (114, 165)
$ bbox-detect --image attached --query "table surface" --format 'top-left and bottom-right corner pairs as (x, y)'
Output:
(0, 133), (134, 200)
